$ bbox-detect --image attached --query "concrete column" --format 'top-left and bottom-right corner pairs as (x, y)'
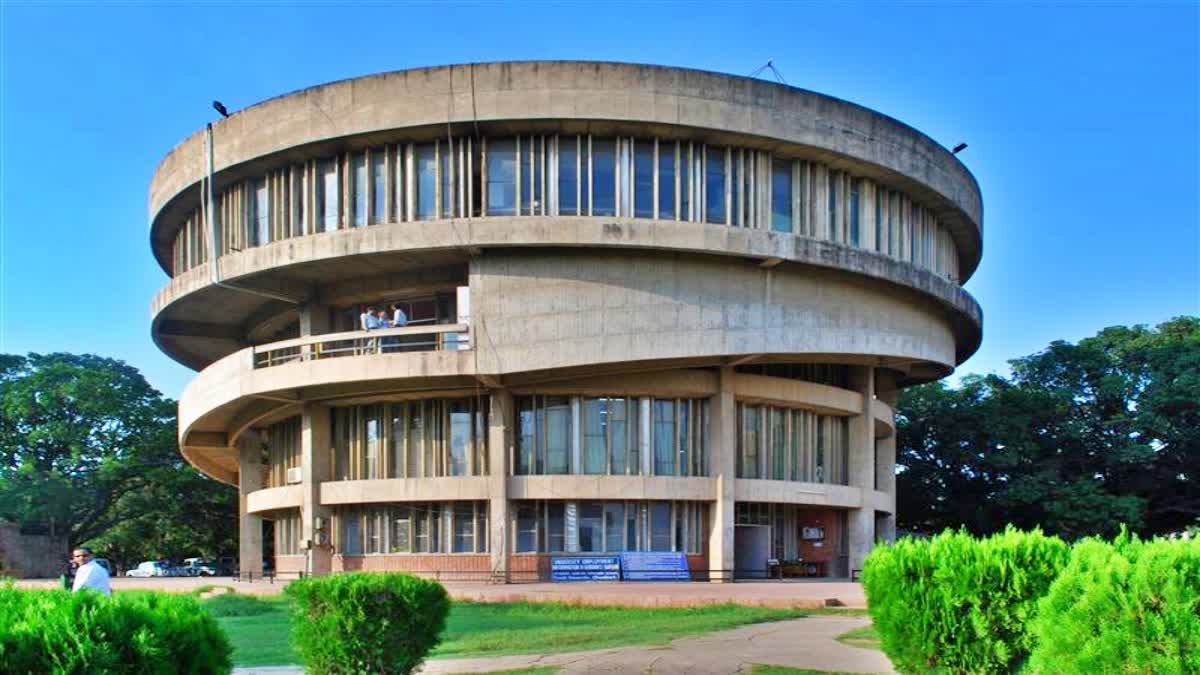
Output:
(847, 366), (876, 575)
(487, 390), (513, 582)
(708, 367), (736, 582)
(299, 302), (331, 336)
(301, 403), (333, 576)
(875, 370), (900, 543)
(237, 438), (264, 580)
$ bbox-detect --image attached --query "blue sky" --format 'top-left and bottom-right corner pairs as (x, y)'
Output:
(1, 2), (1196, 399)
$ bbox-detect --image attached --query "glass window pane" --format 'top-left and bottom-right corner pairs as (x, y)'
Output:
(364, 406), (381, 479)
(372, 152), (386, 224)
(604, 502), (625, 552)
(342, 511), (362, 555)
(559, 137), (577, 215)
(391, 506), (411, 553)
(680, 145), (691, 221)
(353, 153), (368, 227)
(592, 139), (616, 216)
(320, 160), (338, 232)
(487, 138), (516, 216)
(407, 403), (424, 478)
(653, 400), (675, 476)
(546, 502), (565, 552)
(416, 143), (436, 220)
(705, 147), (725, 224)
(441, 142), (454, 219)
(609, 398), (627, 475)
(449, 400), (471, 476)
(516, 503), (538, 553)
(544, 396), (571, 474)
(658, 143), (675, 220)
(634, 141), (654, 218)
(517, 398), (535, 475)
(453, 503), (474, 553)
(583, 398), (606, 475)
(579, 501), (603, 552)
(849, 182), (860, 246)
(253, 179), (269, 245)
(650, 502), (672, 551)
(771, 408), (786, 480)
(771, 159), (792, 232)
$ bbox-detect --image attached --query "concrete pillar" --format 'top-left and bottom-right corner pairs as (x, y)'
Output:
(708, 367), (736, 582)
(299, 302), (331, 336)
(487, 390), (513, 582)
(237, 439), (264, 580)
(847, 365), (876, 575)
(301, 403), (333, 576)
(875, 370), (900, 543)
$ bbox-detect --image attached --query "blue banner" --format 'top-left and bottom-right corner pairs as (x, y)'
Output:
(620, 551), (691, 581)
(550, 556), (621, 582)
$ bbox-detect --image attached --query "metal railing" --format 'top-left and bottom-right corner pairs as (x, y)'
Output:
(252, 324), (470, 369)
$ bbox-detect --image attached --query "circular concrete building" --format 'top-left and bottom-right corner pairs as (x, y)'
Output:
(149, 61), (982, 581)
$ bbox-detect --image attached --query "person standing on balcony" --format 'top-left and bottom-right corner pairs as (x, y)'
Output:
(391, 303), (407, 328)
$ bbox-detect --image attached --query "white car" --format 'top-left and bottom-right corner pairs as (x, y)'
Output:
(125, 561), (172, 577)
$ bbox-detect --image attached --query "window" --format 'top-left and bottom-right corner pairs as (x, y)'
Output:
(336, 502), (492, 555)
(521, 136), (543, 216)
(394, 145), (406, 222)
(448, 400), (472, 476)
(828, 171), (838, 241)
(512, 501), (705, 554)
(653, 399), (676, 476)
(634, 141), (654, 218)
(486, 138), (516, 216)
(415, 143), (436, 220)
(372, 152), (387, 224)
(739, 404), (761, 479)
(333, 399), (487, 480)
(771, 159), (792, 232)
(441, 141), (455, 219)
(391, 506), (411, 553)
(705, 147), (726, 224)
(515, 395), (572, 474)
(658, 141), (676, 220)
(578, 501), (603, 552)
(319, 159), (339, 232)
(849, 180), (860, 246)
(253, 179), (270, 245)
(545, 397), (571, 474)
(591, 138), (616, 216)
(353, 152), (368, 227)
(583, 398), (606, 475)
(275, 511), (301, 555)
(558, 136), (578, 215)
(453, 502), (475, 553)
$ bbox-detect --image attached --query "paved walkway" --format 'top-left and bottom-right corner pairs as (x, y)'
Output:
(233, 615), (894, 674)
(16, 577), (866, 609)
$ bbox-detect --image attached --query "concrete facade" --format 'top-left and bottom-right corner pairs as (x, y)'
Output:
(149, 61), (982, 581)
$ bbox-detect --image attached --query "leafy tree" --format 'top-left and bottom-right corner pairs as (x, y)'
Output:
(897, 317), (1199, 538)
(0, 353), (235, 565)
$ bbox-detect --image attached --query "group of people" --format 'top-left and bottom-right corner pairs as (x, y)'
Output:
(61, 546), (111, 595)
(360, 303), (408, 331)
(359, 304), (412, 353)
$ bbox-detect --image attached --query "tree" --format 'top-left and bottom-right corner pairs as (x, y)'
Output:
(897, 317), (1199, 539)
(0, 353), (235, 564)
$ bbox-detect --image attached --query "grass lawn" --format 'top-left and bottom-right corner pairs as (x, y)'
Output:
(834, 624), (881, 650)
(206, 595), (811, 667)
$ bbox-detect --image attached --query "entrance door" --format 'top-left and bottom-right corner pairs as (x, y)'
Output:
(734, 525), (771, 579)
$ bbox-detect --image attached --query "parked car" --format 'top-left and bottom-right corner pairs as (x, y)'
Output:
(125, 561), (171, 577)
(182, 558), (220, 577)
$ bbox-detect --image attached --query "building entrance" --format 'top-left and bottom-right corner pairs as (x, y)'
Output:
(734, 524), (771, 579)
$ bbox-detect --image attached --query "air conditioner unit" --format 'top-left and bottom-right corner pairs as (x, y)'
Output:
(802, 527), (825, 541)
(286, 467), (303, 484)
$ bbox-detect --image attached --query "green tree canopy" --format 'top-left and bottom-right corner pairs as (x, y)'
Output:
(0, 353), (234, 564)
(897, 317), (1199, 538)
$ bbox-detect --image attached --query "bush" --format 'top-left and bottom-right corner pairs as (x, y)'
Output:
(285, 572), (450, 674)
(0, 583), (232, 674)
(861, 526), (1069, 674)
(1027, 534), (1200, 674)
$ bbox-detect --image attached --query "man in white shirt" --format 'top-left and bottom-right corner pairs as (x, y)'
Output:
(71, 547), (111, 596)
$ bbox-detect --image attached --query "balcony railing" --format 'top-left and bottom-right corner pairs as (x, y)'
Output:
(252, 324), (470, 369)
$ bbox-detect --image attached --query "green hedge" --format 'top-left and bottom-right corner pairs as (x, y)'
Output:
(0, 584), (232, 674)
(1028, 534), (1200, 674)
(861, 527), (1070, 674)
(285, 572), (450, 674)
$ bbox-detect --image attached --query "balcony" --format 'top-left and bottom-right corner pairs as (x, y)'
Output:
(252, 324), (470, 369)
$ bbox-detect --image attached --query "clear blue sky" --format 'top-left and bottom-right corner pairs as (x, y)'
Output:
(1, 2), (1196, 400)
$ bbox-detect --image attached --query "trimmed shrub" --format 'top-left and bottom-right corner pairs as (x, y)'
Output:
(1027, 534), (1200, 674)
(285, 572), (450, 674)
(861, 526), (1069, 674)
(0, 583), (232, 674)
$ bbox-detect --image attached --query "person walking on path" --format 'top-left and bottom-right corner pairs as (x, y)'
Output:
(71, 547), (111, 596)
